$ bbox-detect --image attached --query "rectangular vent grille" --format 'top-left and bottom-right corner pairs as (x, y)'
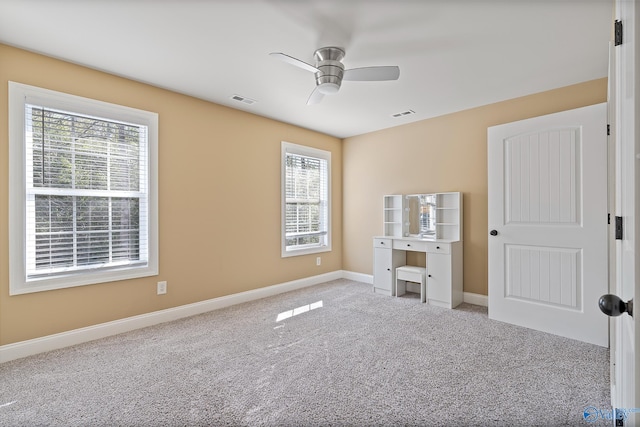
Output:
(230, 95), (257, 105)
(392, 109), (415, 118)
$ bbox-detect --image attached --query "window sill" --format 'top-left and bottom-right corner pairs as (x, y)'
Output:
(281, 245), (331, 258)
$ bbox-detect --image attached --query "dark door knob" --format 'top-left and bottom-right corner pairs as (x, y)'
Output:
(598, 294), (633, 317)
(490, 230), (498, 236)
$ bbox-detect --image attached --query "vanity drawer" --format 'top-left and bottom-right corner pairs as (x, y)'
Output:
(373, 238), (393, 248)
(425, 242), (451, 254)
(393, 240), (428, 252)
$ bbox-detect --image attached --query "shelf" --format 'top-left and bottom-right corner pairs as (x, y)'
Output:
(383, 194), (407, 237)
(436, 193), (460, 210)
(435, 193), (462, 240)
(384, 195), (403, 210)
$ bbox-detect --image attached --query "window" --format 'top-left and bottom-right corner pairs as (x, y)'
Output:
(9, 82), (158, 295)
(281, 142), (331, 257)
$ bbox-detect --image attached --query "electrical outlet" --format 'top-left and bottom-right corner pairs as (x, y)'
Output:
(316, 257), (321, 266)
(157, 281), (167, 295)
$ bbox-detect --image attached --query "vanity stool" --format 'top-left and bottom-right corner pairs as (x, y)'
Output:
(395, 266), (427, 303)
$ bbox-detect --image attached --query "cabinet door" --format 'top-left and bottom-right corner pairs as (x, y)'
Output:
(373, 247), (393, 293)
(427, 253), (452, 304)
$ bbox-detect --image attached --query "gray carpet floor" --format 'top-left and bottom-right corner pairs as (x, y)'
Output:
(0, 279), (611, 426)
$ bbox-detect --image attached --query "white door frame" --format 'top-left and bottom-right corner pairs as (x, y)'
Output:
(610, 0), (639, 422)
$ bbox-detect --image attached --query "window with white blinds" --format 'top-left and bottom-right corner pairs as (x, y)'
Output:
(9, 82), (158, 295)
(281, 142), (331, 257)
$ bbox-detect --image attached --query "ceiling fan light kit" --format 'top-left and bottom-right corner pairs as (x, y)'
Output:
(270, 46), (400, 105)
(318, 82), (341, 95)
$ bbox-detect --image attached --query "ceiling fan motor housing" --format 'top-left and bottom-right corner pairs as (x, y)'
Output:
(314, 47), (345, 94)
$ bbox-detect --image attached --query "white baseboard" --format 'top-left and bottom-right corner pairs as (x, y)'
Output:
(0, 271), (487, 363)
(341, 270), (488, 306)
(464, 292), (488, 307)
(342, 270), (373, 284)
(0, 271), (342, 364)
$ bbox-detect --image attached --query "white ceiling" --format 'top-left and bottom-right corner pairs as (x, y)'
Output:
(0, 0), (612, 138)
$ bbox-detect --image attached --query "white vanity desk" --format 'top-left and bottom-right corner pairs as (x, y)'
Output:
(373, 193), (463, 309)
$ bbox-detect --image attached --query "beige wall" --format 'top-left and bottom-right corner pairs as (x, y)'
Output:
(0, 44), (342, 345)
(0, 43), (607, 347)
(342, 78), (607, 296)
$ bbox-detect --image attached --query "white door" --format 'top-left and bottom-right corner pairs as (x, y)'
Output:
(610, 0), (639, 421)
(488, 103), (608, 347)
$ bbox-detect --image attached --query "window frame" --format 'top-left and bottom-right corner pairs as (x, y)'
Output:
(281, 141), (331, 258)
(8, 82), (159, 295)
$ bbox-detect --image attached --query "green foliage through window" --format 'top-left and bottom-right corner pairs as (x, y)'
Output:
(26, 104), (146, 277)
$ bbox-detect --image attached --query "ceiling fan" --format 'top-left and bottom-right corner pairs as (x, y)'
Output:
(269, 46), (400, 105)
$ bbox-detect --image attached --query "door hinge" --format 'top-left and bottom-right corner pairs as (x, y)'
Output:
(615, 20), (623, 46)
(608, 213), (611, 224)
(616, 216), (623, 240)
(607, 124), (610, 136)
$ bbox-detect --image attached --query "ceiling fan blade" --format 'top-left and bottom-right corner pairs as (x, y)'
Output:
(269, 52), (319, 73)
(306, 86), (325, 105)
(343, 66), (400, 81)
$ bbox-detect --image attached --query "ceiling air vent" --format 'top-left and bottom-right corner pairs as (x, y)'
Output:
(392, 109), (415, 118)
(230, 94), (257, 105)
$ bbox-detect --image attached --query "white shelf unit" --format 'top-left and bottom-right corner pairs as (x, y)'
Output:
(435, 192), (462, 241)
(383, 195), (407, 237)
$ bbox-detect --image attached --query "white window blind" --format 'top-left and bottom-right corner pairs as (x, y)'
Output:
(9, 82), (158, 295)
(26, 105), (148, 277)
(282, 142), (331, 256)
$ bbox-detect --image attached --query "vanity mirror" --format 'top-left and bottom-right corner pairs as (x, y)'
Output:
(406, 194), (437, 238)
